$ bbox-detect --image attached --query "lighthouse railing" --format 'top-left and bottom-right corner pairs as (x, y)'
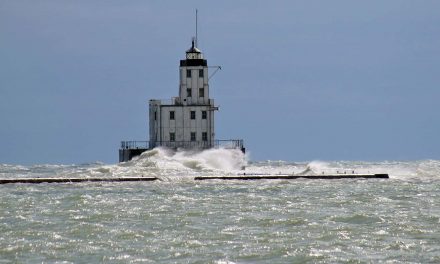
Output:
(120, 140), (243, 150)
(151, 98), (216, 106)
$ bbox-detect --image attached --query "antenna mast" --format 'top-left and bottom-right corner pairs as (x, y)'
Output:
(195, 9), (198, 47)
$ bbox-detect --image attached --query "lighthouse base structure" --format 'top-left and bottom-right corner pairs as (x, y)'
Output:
(119, 140), (245, 162)
(119, 148), (149, 163)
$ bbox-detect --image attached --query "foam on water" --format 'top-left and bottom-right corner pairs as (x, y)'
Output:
(85, 147), (248, 181)
(2, 150), (440, 182)
(244, 159), (440, 181)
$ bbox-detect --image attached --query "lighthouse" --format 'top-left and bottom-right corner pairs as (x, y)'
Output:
(148, 39), (216, 149)
(119, 37), (244, 162)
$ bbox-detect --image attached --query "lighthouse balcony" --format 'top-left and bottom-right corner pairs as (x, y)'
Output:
(150, 98), (215, 107)
(119, 140), (245, 162)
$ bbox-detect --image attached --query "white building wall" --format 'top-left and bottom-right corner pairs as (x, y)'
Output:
(179, 67), (209, 106)
(149, 100), (161, 143)
(149, 104), (214, 146)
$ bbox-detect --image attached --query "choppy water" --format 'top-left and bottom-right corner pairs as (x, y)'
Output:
(1, 148), (440, 263)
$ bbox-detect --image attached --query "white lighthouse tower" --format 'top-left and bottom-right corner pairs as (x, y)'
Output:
(148, 39), (217, 149)
(119, 17), (244, 162)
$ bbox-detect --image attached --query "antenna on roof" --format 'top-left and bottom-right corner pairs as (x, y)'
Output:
(195, 9), (198, 47)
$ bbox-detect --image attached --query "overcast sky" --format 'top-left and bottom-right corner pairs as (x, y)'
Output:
(1, 1), (439, 164)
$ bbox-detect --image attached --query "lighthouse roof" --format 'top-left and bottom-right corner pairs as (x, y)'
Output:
(186, 46), (201, 53)
(186, 40), (202, 53)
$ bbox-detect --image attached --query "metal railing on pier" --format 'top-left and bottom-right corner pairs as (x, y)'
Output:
(120, 140), (244, 150)
(120, 141), (149, 149)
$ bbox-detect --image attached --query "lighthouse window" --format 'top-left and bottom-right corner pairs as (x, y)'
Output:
(190, 111), (196, 120)
(169, 111), (175, 120)
(186, 69), (191, 78)
(199, 69), (204, 77)
(202, 132), (208, 141)
(199, 88), (204, 98)
(191, 132), (196, 141)
(202, 111), (207, 119)
(186, 88), (192, 97)
(170, 132), (175, 142)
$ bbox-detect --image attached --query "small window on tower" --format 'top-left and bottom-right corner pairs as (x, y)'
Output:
(202, 132), (208, 141)
(169, 111), (175, 120)
(202, 111), (207, 119)
(190, 111), (196, 120)
(154, 111), (157, 120)
(187, 88), (192, 97)
(199, 69), (204, 77)
(170, 132), (175, 142)
(191, 132), (196, 141)
(187, 70), (191, 78)
(199, 88), (204, 98)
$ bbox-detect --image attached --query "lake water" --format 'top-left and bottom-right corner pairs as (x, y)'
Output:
(1, 148), (439, 263)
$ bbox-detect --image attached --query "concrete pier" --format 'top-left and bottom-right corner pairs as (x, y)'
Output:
(0, 177), (158, 185)
(0, 174), (389, 184)
(194, 174), (389, 181)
